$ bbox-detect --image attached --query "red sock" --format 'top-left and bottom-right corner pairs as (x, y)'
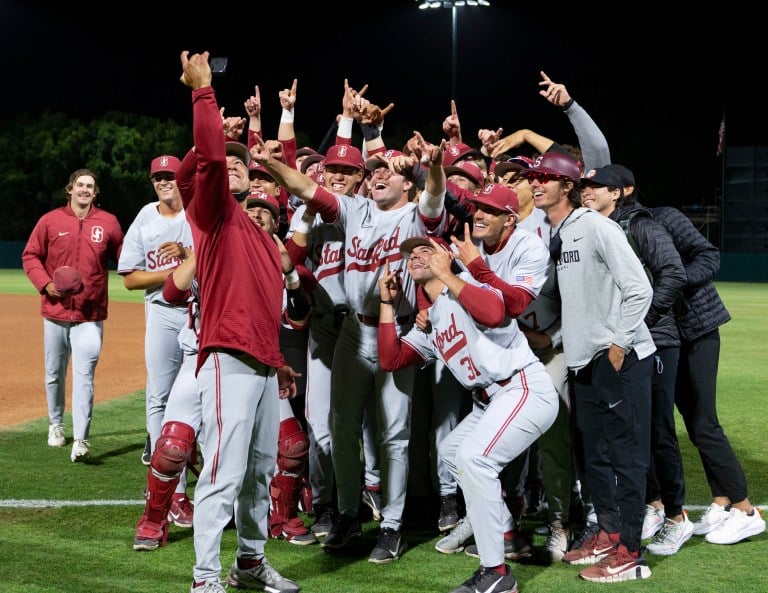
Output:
(503, 528), (517, 541)
(490, 564), (508, 575)
(237, 557), (262, 569)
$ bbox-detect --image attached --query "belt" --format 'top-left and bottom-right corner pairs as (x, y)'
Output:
(472, 377), (512, 410)
(356, 313), (414, 327)
(209, 348), (271, 376)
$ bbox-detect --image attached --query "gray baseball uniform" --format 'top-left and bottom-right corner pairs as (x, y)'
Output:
(117, 201), (194, 453)
(329, 191), (446, 531)
(286, 204), (380, 510)
(393, 272), (559, 569)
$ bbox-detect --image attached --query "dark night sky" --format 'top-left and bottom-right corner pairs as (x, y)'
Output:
(2, 1), (764, 208)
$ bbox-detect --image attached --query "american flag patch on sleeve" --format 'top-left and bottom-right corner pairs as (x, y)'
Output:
(515, 275), (533, 285)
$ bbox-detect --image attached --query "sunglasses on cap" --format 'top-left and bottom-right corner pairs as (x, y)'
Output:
(152, 173), (175, 182)
(521, 171), (571, 184)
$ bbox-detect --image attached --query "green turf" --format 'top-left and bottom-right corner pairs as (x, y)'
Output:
(1, 278), (766, 593)
(0, 268), (145, 303)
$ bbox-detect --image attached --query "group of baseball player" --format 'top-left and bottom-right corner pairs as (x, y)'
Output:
(22, 53), (765, 593)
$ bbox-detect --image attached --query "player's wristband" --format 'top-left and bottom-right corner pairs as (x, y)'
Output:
(380, 299), (395, 305)
(280, 108), (295, 123)
(360, 123), (381, 141)
(284, 268), (300, 286)
(293, 217), (311, 235)
(560, 98), (575, 111)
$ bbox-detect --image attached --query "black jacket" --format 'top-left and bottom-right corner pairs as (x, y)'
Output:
(650, 206), (731, 341)
(611, 204), (687, 348)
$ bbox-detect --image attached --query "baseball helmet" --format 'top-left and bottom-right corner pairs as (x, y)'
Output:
(525, 152), (581, 182)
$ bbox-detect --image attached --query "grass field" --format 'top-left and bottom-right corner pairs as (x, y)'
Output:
(1, 271), (766, 593)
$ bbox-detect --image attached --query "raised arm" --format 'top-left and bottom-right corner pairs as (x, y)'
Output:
(538, 70), (610, 170)
(277, 79), (298, 169)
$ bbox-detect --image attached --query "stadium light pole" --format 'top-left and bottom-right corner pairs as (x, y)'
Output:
(417, 1), (490, 101)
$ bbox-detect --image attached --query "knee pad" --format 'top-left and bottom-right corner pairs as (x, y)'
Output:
(277, 417), (309, 474)
(151, 421), (196, 477)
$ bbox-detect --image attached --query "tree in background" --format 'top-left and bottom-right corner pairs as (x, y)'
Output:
(0, 111), (191, 240)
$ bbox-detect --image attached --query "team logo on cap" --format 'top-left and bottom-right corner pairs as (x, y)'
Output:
(160, 156), (170, 168)
(447, 146), (461, 157)
(481, 185), (494, 195)
(337, 146), (349, 157)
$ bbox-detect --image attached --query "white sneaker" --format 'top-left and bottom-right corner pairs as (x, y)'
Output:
(435, 517), (474, 554)
(226, 558), (299, 592)
(70, 439), (90, 462)
(641, 504), (665, 539)
(48, 424), (65, 447)
(705, 507), (766, 545)
(190, 579), (226, 593)
(646, 511), (695, 555)
(693, 502), (730, 535)
(542, 523), (570, 563)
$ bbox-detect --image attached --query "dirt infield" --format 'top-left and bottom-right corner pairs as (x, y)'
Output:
(0, 295), (146, 428)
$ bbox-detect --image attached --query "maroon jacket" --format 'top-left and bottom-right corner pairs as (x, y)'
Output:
(177, 86), (285, 373)
(22, 203), (123, 322)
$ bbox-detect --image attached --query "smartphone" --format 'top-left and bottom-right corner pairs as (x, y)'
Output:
(210, 57), (228, 75)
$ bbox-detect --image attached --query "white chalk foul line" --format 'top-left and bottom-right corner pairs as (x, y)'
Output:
(0, 499), (764, 510)
(0, 499), (144, 508)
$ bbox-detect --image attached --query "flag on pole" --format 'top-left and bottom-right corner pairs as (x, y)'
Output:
(716, 114), (726, 157)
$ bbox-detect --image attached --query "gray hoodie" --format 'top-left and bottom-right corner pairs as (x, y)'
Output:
(554, 207), (656, 371)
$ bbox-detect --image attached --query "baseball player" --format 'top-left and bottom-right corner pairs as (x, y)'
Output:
(22, 168), (124, 462)
(285, 144), (384, 536)
(251, 136), (448, 563)
(134, 193), (316, 551)
(377, 237), (558, 593)
(499, 154), (581, 562)
(435, 184), (552, 562)
(178, 51), (306, 593)
(246, 191), (316, 546)
(117, 155), (194, 526)
(134, 250), (202, 551)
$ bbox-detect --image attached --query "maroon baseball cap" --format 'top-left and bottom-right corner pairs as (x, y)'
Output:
(471, 183), (520, 215)
(52, 265), (83, 295)
(149, 155), (181, 178)
(249, 160), (276, 181)
(444, 160), (485, 187)
(246, 191), (280, 219)
(296, 146), (318, 159)
(300, 153), (325, 174)
(225, 142), (251, 167)
(443, 142), (483, 167)
(364, 149), (407, 173)
(324, 145), (364, 170)
(399, 235), (451, 255)
(522, 152), (581, 182)
(493, 156), (534, 179)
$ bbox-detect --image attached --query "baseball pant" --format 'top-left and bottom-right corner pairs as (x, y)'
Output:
(43, 318), (103, 441)
(440, 363), (558, 569)
(192, 351), (278, 584)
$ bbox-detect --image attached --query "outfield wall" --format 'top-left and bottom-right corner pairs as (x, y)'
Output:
(0, 242), (766, 282)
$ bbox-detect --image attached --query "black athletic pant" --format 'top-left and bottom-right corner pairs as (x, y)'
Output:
(675, 329), (748, 504)
(645, 346), (686, 517)
(573, 349), (652, 553)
